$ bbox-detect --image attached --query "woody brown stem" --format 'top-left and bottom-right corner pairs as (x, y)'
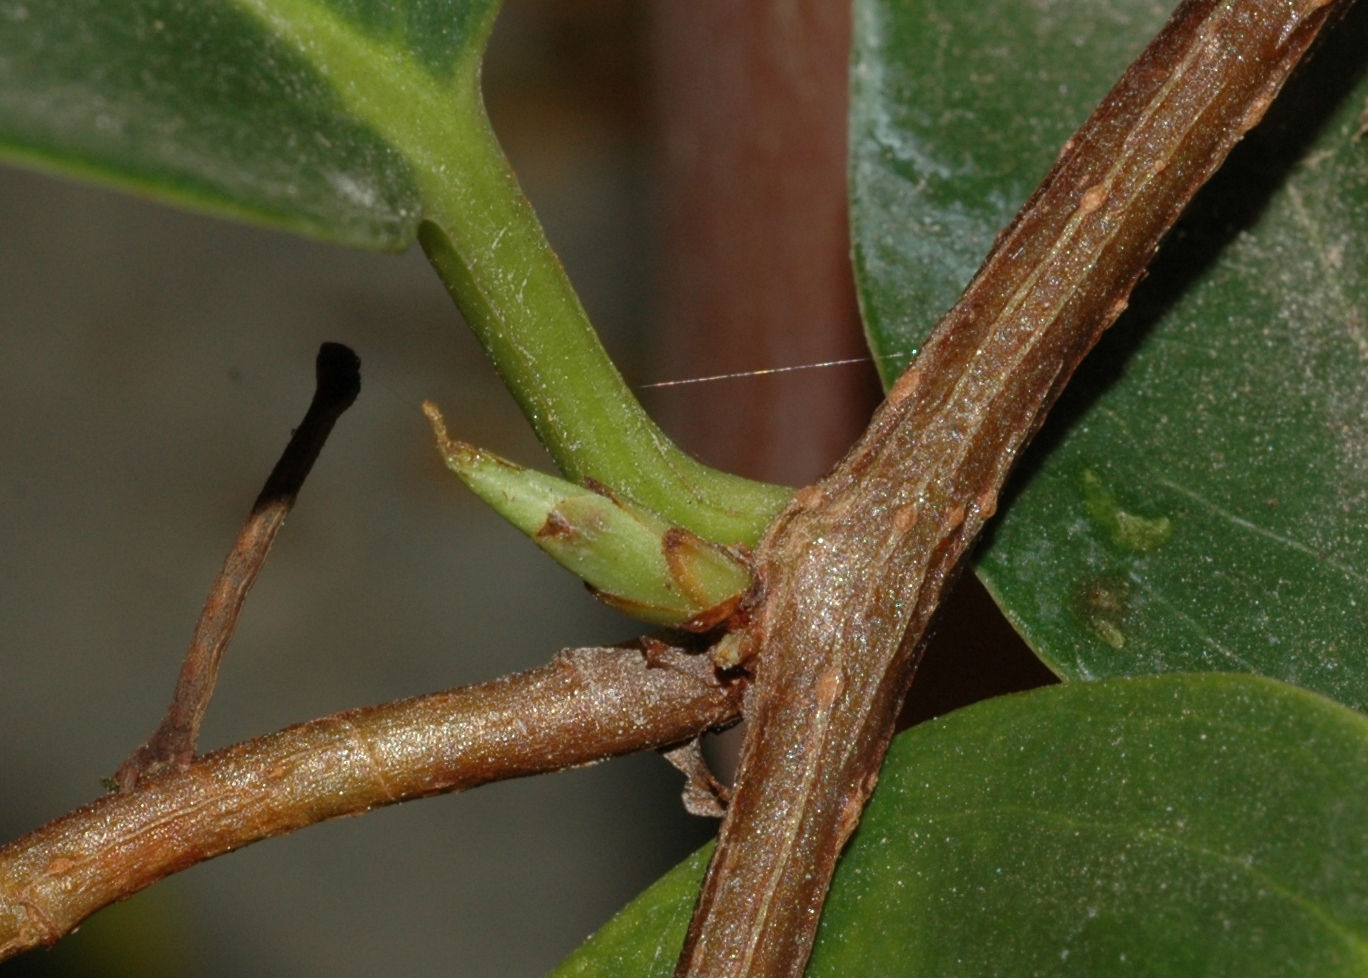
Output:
(674, 0), (1352, 975)
(0, 644), (740, 962)
(115, 343), (361, 791)
(1, 0), (1351, 969)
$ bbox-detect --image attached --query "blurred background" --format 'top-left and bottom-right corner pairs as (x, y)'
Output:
(0, 1), (1046, 975)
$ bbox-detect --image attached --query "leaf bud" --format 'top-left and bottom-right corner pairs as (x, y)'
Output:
(424, 402), (754, 629)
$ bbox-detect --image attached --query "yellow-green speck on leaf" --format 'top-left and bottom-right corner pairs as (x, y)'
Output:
(1083, 469), (1174, 553)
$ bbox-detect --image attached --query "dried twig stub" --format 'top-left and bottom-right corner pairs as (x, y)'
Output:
(115, 343), (361, 791)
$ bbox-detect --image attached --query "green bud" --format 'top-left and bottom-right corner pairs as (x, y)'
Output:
(424, 402), (754, 629)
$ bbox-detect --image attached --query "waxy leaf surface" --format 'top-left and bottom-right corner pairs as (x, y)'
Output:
(551, 675), (1368, 977)
(0, 0), (498, 248)
(851, 0), (1368, 709)
(0, 0), (795, 552)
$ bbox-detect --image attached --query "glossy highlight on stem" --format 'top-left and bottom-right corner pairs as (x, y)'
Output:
(0, 644), (742, 963)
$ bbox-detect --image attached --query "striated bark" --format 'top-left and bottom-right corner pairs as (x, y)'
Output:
(0, 644), (740, 962)
(674, 0), (1353, 974)
(0, 1), (1352, 972)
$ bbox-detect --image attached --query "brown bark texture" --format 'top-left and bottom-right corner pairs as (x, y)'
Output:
(0, 645), (740, 961)
(673, 0), (1352, 975)
(0, 0), (1351, 970)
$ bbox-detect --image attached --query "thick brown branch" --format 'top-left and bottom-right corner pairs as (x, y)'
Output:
(675, 0), (1350, 975)
(116, 343), (362, 790)
(0, 644), (740, 963)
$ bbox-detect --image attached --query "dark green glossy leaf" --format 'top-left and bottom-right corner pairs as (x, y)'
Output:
(550, 675), (1368, 977)
(0, 0), (499, 248)
(548, 844), (712, 978)
(0, 0), (793, 549)
(851, 0), (1368, 708)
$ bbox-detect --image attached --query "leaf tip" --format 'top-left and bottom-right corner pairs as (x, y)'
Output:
(423, 400), (485, 471)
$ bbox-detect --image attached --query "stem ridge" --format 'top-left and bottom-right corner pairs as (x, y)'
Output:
(674, 0), (1351, 974)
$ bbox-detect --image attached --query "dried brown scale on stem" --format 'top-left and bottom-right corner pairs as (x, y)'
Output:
(0, 644), (741, 962)
(116, 343), (362, 791)
(673, 0), (1351, 975)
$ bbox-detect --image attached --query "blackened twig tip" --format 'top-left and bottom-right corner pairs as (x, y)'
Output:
(316, 342), (361, 409)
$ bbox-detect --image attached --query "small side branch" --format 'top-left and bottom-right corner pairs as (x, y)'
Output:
(115, 343), (361, 790)
(0, 644), (741, 963)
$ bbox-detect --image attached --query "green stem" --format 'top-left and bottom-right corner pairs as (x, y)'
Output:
(414, 89), (790, 546)
(233, 0), (791, 546)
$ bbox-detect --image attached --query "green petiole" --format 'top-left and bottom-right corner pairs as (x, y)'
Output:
(232, 0), (792, 547)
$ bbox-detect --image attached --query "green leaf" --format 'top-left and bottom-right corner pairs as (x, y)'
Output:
(0, 0), (501, 248)
(851, 0), (1368, 708)
(548, 844), (712, 978)
(0, 0), (790, 546)
(550, 674), (1368, 977)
